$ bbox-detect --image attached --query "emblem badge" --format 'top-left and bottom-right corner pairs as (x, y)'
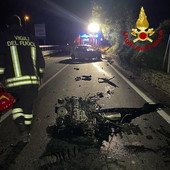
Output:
(131, 7), (155, 42)
(0, 95), (9, 100)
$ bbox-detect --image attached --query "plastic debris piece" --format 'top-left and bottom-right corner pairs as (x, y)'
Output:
(82, 75), (92, 81)
(96, 92), (104, 98)
(75, 77), (81, 81)
(98, 77), (118, 87)
(74, 68), (80, 70)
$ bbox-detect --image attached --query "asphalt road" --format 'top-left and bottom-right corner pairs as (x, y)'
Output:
(0, 55), (170, 170)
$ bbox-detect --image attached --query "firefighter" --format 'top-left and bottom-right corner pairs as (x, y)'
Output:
(0, 15), (45, 143)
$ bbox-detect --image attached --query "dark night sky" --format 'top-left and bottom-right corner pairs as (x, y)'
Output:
(0, 0), (170, 45)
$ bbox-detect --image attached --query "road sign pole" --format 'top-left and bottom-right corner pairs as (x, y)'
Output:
(167, 44), (170, 73)
(162, 34), (170, 70)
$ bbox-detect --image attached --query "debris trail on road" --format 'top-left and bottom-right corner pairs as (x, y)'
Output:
(35, 95), (167, 169)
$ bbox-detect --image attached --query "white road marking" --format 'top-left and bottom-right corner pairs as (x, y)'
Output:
(0, 64), (69, 123)
(0, 111), (11, 123)
(108, 63), (170, 124)
(39, 64), (69, 90)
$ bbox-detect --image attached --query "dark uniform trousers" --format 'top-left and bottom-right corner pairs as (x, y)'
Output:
(0, 27), (45, 136)
(7, 85), (39, 133)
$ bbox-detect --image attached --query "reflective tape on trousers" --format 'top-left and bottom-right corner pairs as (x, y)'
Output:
(25, 120), (31, 125)
(6, 80), (39, 87)
(24, 114), (33, 119)
(12, 113), (25, 120)
(0, 68), (5, 74)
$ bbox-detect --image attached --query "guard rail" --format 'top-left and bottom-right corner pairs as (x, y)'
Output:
(39, 45), (70, 56)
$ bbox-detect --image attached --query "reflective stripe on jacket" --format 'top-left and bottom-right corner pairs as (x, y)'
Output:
(0, 28), (45, 88)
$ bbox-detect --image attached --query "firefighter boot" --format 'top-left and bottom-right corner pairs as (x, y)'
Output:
(21, 125), (31, 143)
(15, 117), (30, 143)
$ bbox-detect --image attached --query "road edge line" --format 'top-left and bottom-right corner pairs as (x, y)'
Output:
(39, 64), (69, 90)
(109, 63), (170, 124)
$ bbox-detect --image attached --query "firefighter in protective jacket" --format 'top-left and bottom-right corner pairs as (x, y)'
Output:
(0, 15), (45, 143)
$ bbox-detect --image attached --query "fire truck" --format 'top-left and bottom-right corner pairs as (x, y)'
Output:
(74, 33), (100, 47)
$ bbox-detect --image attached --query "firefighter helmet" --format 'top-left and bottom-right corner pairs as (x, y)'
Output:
(7, 14), (22, 27)
(0, 88), (15, 112)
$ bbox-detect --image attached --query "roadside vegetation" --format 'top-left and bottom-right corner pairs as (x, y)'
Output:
(92, 0), (170, 73)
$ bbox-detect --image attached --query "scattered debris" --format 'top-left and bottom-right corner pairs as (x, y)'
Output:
(106, 90), (113, 95)
(96, 92), (104, 98)
(98, 77), (118, 87)
(53, 96), (165, 145)
(103, 86), (115, 99)
(82, 75), (92, 81)
(75, 77), (81, 81)
(74, 68), (80, 70)
(37, 96), (167, 169)
(75, 75), (92, 81)
(89, 92), (105, 100)
(108, 60), (114, 64)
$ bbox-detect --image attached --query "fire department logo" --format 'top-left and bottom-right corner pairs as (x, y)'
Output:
(0, 95), (9, 100)
(131, 7), (155, 42)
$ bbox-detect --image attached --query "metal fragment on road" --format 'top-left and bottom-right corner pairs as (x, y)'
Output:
(53, 95), (165, 147)
(82, 75), (92, 81)
(98, 77), (119, 88)
(75, 77), (81, 81)
(75, 75), (92, 81)
(74, 68), (79, 70)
